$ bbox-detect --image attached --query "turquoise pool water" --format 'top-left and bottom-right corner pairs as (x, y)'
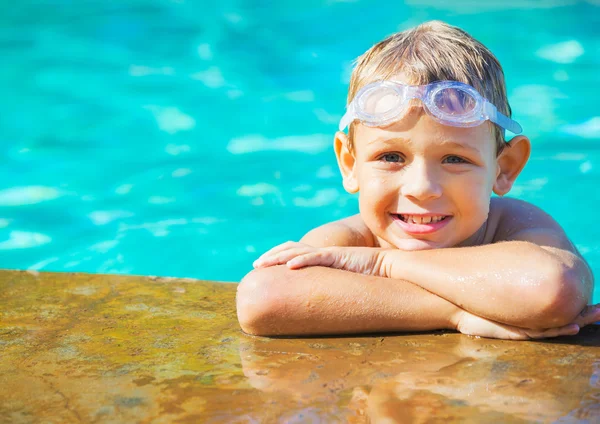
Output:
(1, 1), (599, 302)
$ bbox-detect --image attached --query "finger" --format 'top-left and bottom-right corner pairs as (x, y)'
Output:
(527, 324), (580, 340)
(287, 251), (336, 269)
(253, 242), (303, 268)
(458, 317), (531, 341)
(575, 304), (600, 327)
(488, 327), (529, 341)
(490, 324), (532, 341)
(254, 247), (314, 268)
(254, 248), (309, 268)
(255, 241), (303, 262)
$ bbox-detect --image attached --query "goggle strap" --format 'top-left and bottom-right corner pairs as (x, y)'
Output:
(339, 105), (355, 131)
(484, 102), (523, 135)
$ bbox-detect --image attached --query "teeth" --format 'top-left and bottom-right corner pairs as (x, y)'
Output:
(400, 214), (446, 224)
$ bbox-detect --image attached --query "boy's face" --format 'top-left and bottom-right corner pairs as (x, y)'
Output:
(344, 109), (501, 251)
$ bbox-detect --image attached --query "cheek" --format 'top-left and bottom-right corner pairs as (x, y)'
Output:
(358, 174), (397, 218)
(458, 179), (492, 218)
(361, 175), (398, 202)
(448, 172), (493, 210)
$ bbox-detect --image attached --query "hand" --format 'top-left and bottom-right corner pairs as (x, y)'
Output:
(253, 241), (388, 276)
(454, 304), (600, 341)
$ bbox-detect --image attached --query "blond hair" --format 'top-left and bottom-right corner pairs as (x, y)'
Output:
(347, 21), (512, 154)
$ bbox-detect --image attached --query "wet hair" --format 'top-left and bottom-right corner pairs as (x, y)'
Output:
(346, 21), (512, 154)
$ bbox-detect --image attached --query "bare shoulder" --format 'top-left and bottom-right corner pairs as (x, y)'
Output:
(490, 197), (576, 252)
(300, 214), (375, 247)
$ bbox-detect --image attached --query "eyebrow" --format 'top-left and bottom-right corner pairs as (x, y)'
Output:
(367, 137), (482, 155)
(367, 137), (409, 146)
(438, 140), (482, 155)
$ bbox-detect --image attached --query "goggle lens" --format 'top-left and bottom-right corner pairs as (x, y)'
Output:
(433, 87), (477, 116)
(363, 86), (402, 115)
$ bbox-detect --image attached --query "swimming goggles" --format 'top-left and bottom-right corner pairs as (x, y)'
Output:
(339, 80), (522, 135)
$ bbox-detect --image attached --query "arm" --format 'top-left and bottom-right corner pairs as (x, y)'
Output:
(238, 215), (460, 335)
(237, 215), (592, 338)
(382, 199), (594, 329)
(237, 264), (459, 336)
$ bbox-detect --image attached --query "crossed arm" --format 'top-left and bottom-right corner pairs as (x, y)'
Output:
(237, 202), (598, 339)
(376, 236), (592, 329)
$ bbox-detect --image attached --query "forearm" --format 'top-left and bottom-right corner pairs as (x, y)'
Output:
(384, 241), (590, 329)
(237, 265), (461, 336)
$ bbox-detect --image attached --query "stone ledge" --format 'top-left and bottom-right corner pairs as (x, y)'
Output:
(0, 269), (598, 423)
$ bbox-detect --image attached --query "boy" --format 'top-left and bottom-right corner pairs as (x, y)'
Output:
(237, 21), (599, 339)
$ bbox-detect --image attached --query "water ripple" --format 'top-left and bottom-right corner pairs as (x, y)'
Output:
(0, 230), (52, 250)
(0, 186), (64, 206)
(227, 134), (330, 155)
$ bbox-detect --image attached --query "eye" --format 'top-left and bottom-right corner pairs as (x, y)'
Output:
(379, 153), (404, 163)
(443, 155), (469, 164)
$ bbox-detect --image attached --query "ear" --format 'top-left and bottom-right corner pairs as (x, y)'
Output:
(493, 135), (531, 196)
(334, 131), (359, 193)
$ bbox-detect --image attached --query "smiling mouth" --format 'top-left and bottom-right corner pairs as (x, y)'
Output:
(393, 214), (450, 225)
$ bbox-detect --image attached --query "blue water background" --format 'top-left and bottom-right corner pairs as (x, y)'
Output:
(1, 1), (599, 301)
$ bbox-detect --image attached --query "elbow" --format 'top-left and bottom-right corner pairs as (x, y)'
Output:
(530, 260), (589, 329)
(236, 267), (286, 336)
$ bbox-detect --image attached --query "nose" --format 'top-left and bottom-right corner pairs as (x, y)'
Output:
(400, 159), (442, 201)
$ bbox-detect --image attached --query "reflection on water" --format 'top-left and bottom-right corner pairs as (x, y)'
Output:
(0, 1), (598, 293)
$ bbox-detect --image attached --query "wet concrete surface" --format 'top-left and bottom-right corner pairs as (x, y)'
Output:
(0, 269), (598, 423)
